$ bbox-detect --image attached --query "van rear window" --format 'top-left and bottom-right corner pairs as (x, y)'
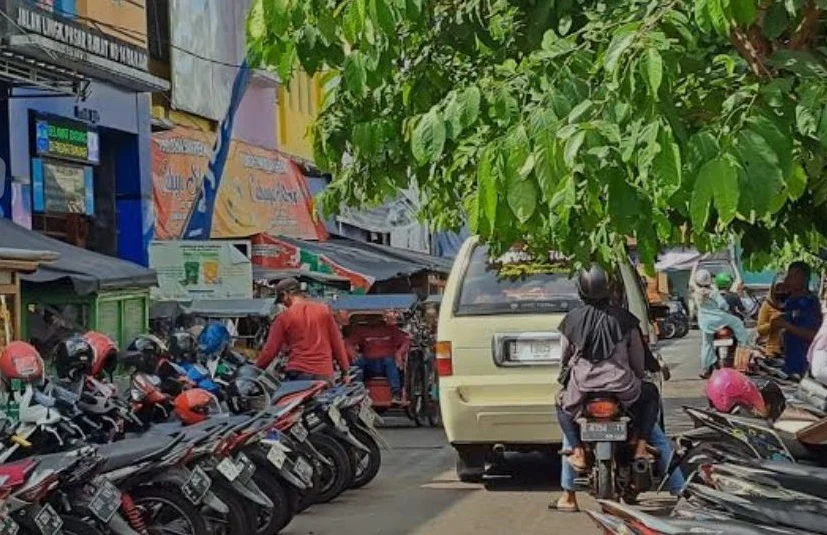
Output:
(455, 246), (582, 316)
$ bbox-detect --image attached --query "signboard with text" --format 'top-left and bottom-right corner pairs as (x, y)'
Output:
(35, 116), (99, 164)
(149, 240), (253, 300)
(31, 159), (94, 215)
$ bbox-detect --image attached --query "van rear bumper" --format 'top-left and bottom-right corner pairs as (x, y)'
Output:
(440, 381), (563, 445)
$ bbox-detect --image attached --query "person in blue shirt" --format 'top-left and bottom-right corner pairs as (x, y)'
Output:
(774, 261), (821, 376)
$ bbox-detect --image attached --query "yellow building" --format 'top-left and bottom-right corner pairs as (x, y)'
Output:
(278, 71), (323, 163)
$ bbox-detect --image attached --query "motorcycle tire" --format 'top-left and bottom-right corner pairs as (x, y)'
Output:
(60, 517), (106, 535)
(249, 462), (296, 535)
(349, 427), (382, 489)
(205, 481), (253, 535)
(306, 433), (353, 505)
(130, 486), (208, 535)
(659, 320), (677, 340)
(675, 320), (690, 338)
(597, 459), (614, 500)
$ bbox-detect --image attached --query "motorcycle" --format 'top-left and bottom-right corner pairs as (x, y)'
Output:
(571, 394), (666, 502)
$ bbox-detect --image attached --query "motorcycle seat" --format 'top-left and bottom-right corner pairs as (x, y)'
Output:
(271, 380), (325, 404)
(98, 435), (179, 472)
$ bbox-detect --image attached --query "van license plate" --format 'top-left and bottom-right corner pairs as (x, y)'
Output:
(581, 421), (627, 442)
(512, 341), (555, 362)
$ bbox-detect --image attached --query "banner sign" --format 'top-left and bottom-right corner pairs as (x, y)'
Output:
(148, 240), (252, 300)
(213, 143), (327, 240)
(151, 129), (214, 239)
(151, 128), (327, 241)
(251, 234), (371, 292)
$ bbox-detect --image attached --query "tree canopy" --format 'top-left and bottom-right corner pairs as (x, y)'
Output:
(247, 0), (827, 267)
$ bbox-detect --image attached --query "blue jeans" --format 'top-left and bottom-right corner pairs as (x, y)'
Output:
(559, 425), (685, 495)
(355, 356), (402, 396)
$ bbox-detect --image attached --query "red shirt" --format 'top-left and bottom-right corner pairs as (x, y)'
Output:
(347, 324), (410, 360)
(256, 301), (350, 378)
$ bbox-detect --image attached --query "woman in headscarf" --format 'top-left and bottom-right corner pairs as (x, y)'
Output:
(690, 258), (751, 378)
(756, 279), (788, 358)
(555, 264), (660, 473)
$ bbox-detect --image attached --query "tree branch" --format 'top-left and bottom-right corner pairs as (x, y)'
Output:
(790, 0), (821, 50)
(730, 27), (771, 79)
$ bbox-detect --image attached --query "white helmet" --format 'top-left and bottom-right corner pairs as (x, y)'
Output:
(695, 269), (712, 287)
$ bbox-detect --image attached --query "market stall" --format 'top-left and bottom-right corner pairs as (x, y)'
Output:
(0, 219), (157, 349)
(0, 247), (59, 345)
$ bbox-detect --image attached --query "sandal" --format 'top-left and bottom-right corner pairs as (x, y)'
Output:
(548, 501), (580, 513)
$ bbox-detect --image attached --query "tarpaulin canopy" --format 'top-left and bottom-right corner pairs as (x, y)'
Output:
(182, 299), (277, 318)
(277, 235), (453, 280)
(0, 219), (157, 295)
(251, 266), (350, 285)
(329, 294), (419, 312)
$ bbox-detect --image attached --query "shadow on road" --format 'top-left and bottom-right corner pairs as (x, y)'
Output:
(483, 452), (562, 492)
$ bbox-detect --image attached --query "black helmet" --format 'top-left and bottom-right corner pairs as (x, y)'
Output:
(577, 263), (610, 302)
(53, 334), (95, 381)
(125, 334), (169, 373)
(226, 377), (267, 414)
(754, 377), (786, 421)
(168, 331), (197, 363)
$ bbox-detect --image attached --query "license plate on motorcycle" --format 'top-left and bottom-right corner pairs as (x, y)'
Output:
(580, 421), (628, 442)
(89, 479), (121, 523)
(182, 465), (212, 504)
(359, 403), (377, 427)
(267, 443), (287, 469)
(713, 339), (734, 347)
(293, 456), (314, 485)
(33, 505), (62, 535)
(328, 406), (346, 430)
(0, 514), (18, 535)
(236, 452), (256, 484)
(217, 457), (242, 482)
(291, 423), (309, 442)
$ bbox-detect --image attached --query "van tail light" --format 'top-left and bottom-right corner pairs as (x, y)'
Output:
(585, 400), (620, 419)
(435, 341), (453, 377)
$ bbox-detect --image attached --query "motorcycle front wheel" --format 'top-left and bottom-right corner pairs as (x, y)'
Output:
(305, 433), (353, 505)
(130, 486), (208, 535)
(204, 481), (253, 535)
(349, 427), (382, 489)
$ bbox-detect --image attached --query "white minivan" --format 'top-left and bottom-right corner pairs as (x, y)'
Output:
(436, 237), (654, 482)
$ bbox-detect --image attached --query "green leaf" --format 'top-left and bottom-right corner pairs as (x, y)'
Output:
(653, 129), (682, 191)
(568, 100), (593, 124)
(460, 86), (481, 130)
(787, 163), (807, 200)
(686, 131), (720, 174)
(796, 104), (819, 137)
(477, 148), (499, 229)
(746, 115), (793, 179)
(507, 179), (538, 223)
(343, 52), (367, 96)
(604, 26), (638, 75)
(608, 172), (640, 233)
(734, 129), (783, 213)
(411, 109), (446, 164)
(559, 15), (573, 36)
(762, 2), (789, 39)
(707, 0), (731, 36)
(564, 130), (586, 165)
(712, 157), (740, 224)
(543, 36), (577, 59)
(694, 0), (713, 33)
(247, 0), (266, 41)
(769, 50), (827, 79)
(549, 174), (576, 214)
(817, 104), (827, 147)
(505, 126), (531, 182)
(369, 0), (396, 36)
(692, 157), (738, 228)
(731, 0), (757, 26)
(640, 48), (663, 100)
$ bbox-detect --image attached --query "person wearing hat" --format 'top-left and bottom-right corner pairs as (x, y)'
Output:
(256, 278), (350, 382)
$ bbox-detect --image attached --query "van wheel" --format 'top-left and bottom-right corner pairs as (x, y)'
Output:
(456, 448), (485, 483)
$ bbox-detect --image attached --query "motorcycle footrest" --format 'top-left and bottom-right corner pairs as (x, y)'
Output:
(573, 477), (590, 487)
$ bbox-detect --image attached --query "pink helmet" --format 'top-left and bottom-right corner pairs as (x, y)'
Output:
(706, 368), (768, 417)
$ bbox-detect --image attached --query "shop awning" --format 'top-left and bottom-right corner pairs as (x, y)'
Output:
(278, 236), (453, 279)
(0, 219), (156, 294)
(252, 266), (350, 285)
(329, 294), (419, 312)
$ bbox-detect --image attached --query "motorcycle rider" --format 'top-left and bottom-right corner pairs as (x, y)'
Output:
(773, 261), (821, 376)
(715, 271), (747, 319)
(256, 277), (350, 383)
(691, 259), (750, 378)
(756, 280), (788, 359)
(554, 264), (660, 475)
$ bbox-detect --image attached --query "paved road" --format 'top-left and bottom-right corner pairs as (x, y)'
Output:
(284, 333), (706, 535)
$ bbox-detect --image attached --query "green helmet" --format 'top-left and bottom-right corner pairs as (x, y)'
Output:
(715, 271), (734, 290)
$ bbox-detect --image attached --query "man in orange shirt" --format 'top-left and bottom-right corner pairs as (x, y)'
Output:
(347, 311), (410, 403)
(256, 278), (350, 382)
